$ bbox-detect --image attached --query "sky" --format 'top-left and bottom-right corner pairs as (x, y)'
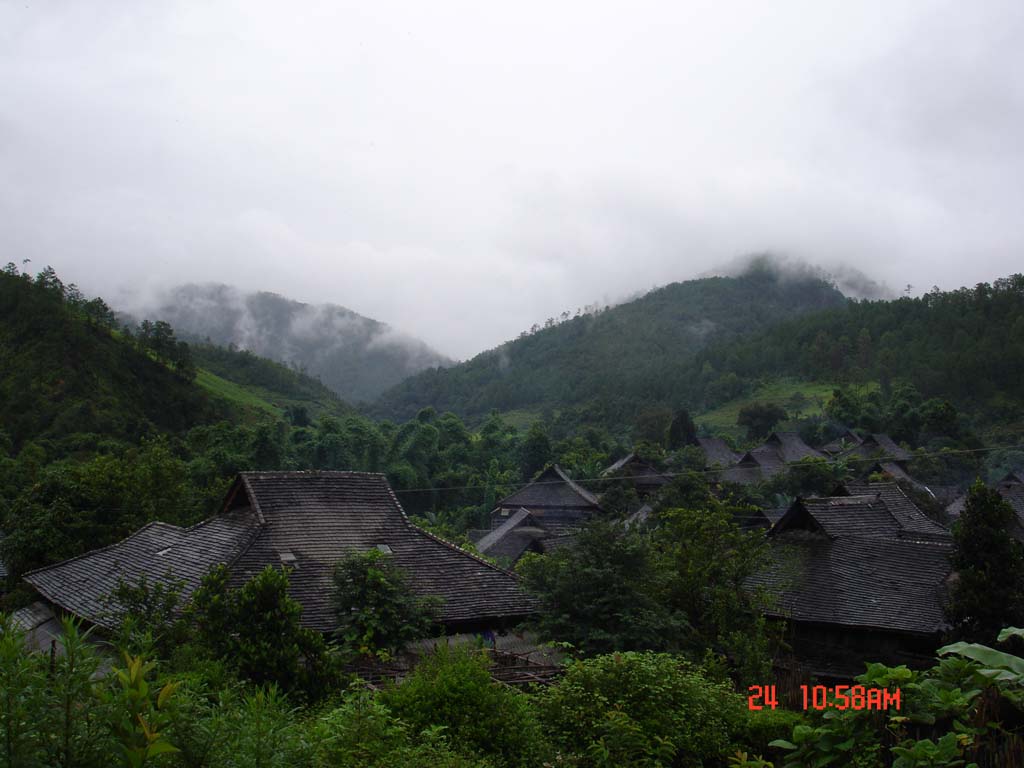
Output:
(2, 0), (1023, 360)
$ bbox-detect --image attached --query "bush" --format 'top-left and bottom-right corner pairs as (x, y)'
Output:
(536, 651), (748, 767)
(381, 645), (549, 767)
(310, 688), (492, 767)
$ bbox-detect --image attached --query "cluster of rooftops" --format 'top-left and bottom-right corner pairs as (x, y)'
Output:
(15, 433), (1024, 677)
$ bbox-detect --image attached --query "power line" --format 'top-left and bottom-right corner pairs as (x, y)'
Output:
(389, 441), (1024, 496)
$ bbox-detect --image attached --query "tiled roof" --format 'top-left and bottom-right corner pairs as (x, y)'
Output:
(475, 508), (545, 563)
(776, 486), (951, 542)
(753, 530), (953, 635)
(496, 465), (601, 510)
(25, 511), (260, 629)
(947, 476), (1024, 541)
(724, 433), (826, 483)
(820, 430), (862, 456)
(226, 472), (536, 630)
(696, 437), (741, 468)
(842, 434), (913, 466)
(768, 432), (827, 464)
(843, 482), (951, 541)
(26, 472), (537, 634)
(601, 454), (669, 489)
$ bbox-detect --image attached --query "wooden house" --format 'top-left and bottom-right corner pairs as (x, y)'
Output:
(752, 483), (953, 678)
(946, 470), (1024, 541)
(470, 464), (602, 566)
(601, 453), (670, 496)
(720, 432), (825, 485)
(695, 437), (741, 469)
(24, 471), (536, 635)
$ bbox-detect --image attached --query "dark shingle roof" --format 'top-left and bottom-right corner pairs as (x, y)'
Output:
(842, 433), (913, 465)
(26, 472), (537, 633)
(820, 430), (862, 456)
(601, 454), (670, 490)
(474, 508), (545, 563)
(843, 482), (951, 541)
(696, 437), (740, 468)
(754, 530), (952, 635)
(226, 472), (536, 630)
(25, 511), (260, 629)
(496, 465), (601, 510)
(776, 486), (951, 542)
(947, 475), (1024, 541)
(726, 433), (826, 483)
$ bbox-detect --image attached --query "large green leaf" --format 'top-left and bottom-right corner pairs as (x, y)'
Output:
(937, 641), (1024, 677)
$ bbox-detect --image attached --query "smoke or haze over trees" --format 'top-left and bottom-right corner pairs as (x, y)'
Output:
(2, 1), (1023, 358)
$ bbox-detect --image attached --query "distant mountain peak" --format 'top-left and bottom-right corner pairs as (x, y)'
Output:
(142, 283), (451, 403)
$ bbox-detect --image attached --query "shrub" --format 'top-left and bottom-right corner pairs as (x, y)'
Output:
(535, 651), (748, 767)
(381, 645), (548, 767)
(310, 688), (492, 767)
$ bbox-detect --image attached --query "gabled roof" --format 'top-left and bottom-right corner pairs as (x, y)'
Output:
(1002, 470), (1024, 486)
(947, 476), (1024, 541)
(495, 465), (601, 510)
(601, 454), (670, 489)
(26, 472), (537, 633)
(842, 482), (951, 541)
(753, 531), (952, 635)
(766, 432), (827, 464)
(775, 486), (951, 542)
(696, 437), (741, 468)
(724, 432), (825, 483)
(474, 508), (544, 563)
(774, 495), (902, 539)
(820, 430), (862, 456)
(25, 511), (260, 629)
(842, 434), (913, 465)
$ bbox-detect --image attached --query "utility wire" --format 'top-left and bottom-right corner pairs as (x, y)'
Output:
(389, 441), (1024, 496)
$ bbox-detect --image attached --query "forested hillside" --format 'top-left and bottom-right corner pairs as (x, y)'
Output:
(0, 265), (223, 453)
(371, 261), (847, 426)
(682, 274), (1024, 429)
(143, 283), (452, 402)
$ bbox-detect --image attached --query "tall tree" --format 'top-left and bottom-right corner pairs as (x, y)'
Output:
(947, 482), (1024, 642)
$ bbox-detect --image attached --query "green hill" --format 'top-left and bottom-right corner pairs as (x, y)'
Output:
(0, 267), (224, 454)
(683, 274), (1024, 429)
(191, 343), (354, 423)
(142, 284), (452, 403)
(370, 261), (847, 427)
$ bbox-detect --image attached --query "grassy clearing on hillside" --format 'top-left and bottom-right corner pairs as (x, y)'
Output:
(196, 369), (283, 417)
(697, 379), (877, 440)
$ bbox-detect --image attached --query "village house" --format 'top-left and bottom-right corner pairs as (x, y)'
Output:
(23, 471), (536, 635)
(720, 431), (825, 485)
(753, 481), (954, 678)
(695, 436), (741, 470)
(469, 464), (602, 565)
(946, 470), (1024, 541)
(601, 453), (670, 496)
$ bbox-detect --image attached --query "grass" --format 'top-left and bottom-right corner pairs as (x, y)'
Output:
(696, 378), (877, 441)
(195, 368), (283, 417)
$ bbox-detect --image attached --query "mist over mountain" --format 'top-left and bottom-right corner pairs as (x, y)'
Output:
(370, 261), (848, 426)
(140, 284), (452, 403)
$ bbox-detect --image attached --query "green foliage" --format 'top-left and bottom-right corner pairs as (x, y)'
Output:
(110, 574), (187, 657)
(105, 654), (180, 768)
(382, 645), (547, 767)
(311, 687), (493, 767)
(331, 549), (441, 661)
(946, 482), (1024, 641)
(517, 522), (689, 656)
(187, 564), (334, 699)
(535, 651), (747, 767)
(737, 402), (788, 441)
(519, 502), (772, 680)
(373, 267), (846, 427)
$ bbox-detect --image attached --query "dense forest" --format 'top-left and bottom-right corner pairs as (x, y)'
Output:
(5, 262), (1024, 766)
(370, 259), (847, 426)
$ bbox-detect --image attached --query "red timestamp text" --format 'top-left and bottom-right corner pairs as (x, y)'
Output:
(748, 685), (901, 711)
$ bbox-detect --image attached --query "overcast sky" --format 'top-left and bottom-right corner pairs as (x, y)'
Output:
(2, 1), (1022, 359)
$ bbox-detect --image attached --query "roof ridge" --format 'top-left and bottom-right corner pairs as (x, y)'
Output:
(23, 520), (184, 579)
(385, 482), (524, 579)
